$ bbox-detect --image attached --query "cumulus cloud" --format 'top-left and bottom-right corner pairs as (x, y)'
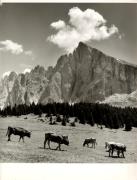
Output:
(24, 50), (33, 56)
(0, 1), (3, 7)
(2, 71), (11, 78)
(51, 20), (66, 30)
(0, 40), (23, 55)
(23, 68), (31, 74)
(48, 7), (119, 53)
(0, 40), (33, 58)
(24, 50), (35, 61)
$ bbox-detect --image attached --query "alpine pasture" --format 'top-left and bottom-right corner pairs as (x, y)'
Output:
(0, 114), (137, 163)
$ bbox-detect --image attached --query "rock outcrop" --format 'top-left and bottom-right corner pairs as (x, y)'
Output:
(0, 72), (17, 109)
(2, 66), (49, 108)
(100, 90), (137, 107)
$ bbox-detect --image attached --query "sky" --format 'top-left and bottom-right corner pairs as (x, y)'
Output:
(0, 3), (137, 78)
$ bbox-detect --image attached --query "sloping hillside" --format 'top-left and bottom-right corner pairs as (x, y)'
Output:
(101, 90), (137, 107)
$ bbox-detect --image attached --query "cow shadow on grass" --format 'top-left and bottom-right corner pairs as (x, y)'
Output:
(84, 146), (96, 149)
(104, 155), (125, 158)
(38, 146), (66, 151)
(6, 140), (24, 143)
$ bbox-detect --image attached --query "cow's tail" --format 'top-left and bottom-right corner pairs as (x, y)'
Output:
(6, 127), (10, 136)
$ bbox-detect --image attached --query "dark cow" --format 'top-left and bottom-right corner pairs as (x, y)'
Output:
(83, 138), (97, 148)
(6, 126), (31, 142)
(44, 133), (69, 151)
(106, 142), (126, 158)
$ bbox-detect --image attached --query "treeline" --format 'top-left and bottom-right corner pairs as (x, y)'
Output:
(0, 102), (137, 131)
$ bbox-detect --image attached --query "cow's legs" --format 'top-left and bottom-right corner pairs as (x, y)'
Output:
(109, 150), (111, 157)
(58, 143), (61, 151)
(55, 143), (61, 151)
(108, 148), (110, 156)
(48, 140), (51, 149)
(56, 144), (59, 150)
(19, 136), (21, 142)
(19, 136), (24, 142)
(22, 136), (24, 143)
(8, 135), (11, 141)
(111, 149), (113, 157)
(109, 149), (113, 157)
(122, 151), (125, 158)
(87, 143), (89, 147)
(44, 140), (46, 149)
(44, 138), (50, 149)
(117, 150), (120, 157)
(44, 139), (47, 149)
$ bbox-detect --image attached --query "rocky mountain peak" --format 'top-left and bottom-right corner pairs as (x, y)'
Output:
(8, 71), (17, 81)
(55, 55), (69, 70)
(77, 41), (89, 49)
(31, 65), (46, 76)
(42, 42), (137, 104)
(0, 42), (137, 109)
(45, 66), (54, 80)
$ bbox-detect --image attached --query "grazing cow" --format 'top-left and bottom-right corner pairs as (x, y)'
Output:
(105, 141), (115, 150)
(83, 138), (97, 148)
(105, 142), (126, 158)
(6, 126), (31, 142)
(44, 133), (69, 151)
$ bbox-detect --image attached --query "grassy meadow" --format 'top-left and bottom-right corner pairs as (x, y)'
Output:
(0, 114), (137, 163)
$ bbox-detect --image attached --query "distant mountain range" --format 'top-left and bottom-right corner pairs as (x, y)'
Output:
(0, 42), (137, 109)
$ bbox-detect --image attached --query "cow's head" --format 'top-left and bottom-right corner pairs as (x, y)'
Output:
(62, 136), (69, 146)
(83, 140), (87, 146)
(26, 132), (31, 138)
(105, 142), (108, 149)
(124, 146), (126, 152)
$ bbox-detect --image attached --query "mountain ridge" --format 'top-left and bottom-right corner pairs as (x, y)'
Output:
(0, 42), (137, 109)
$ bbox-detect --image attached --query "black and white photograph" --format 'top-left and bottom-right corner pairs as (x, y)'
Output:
(0, 2), (137, 164)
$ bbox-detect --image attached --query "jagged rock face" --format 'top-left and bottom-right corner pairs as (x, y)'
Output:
(100, 90), (137, 107)
(0, 72), (17, 109)
(24, 65), (49, 104)
(39, 71), (62, 103)
(39, 42), (137, 104)
(70, 42), (137, 102)
(45, 66), (54, 80)
(0, 42), (137, 108)
(5, 77), (25, 107)
(2, 66), (49, 108)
